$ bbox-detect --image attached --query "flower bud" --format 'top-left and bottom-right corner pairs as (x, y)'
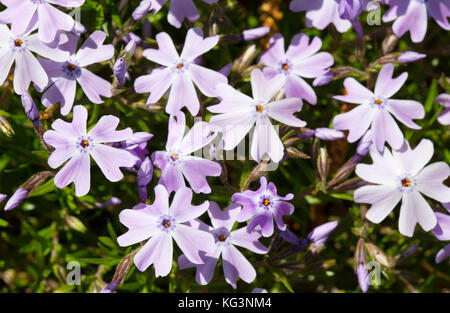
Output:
(366, 243), (391, 267)
(355, 238), (369, 293)
(137, 157), (153, 202)
(100, 252), (136, 293)
(0, 116), (14, 137)
(286, 146), (310, 159)
(114, 58), (127, 87)
(0, 193), (7, 204)
(397, 51), (426, 63)
(314, 128), (345, 141)
(65, 215), (87, 233)
(4, 188), (29, 211)
(95, 197), (122, 208)
(21, 91), (41, 132)
(395, 244), (419, 265)
(234, 45), (258, 74)
(317, 147), (330, 183)
(307, 221), (338, 247)
(242, 27), (270, 41)
(313, 70), (335, 87)
(132, 0), (151, 21)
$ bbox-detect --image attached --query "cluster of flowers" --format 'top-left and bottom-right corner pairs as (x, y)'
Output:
(0, 0), (449, 292)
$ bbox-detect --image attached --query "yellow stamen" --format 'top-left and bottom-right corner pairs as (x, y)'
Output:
(67, 63), (76, 71)
(375, 98), (382, 105)
(219, 235), (227, 242)
(14, 39), (23, 47)
(401, 178), (412, 187)
(256, 104), (264, 113)
(262, 198), (270, 206)
(177, 63), (183, 69)
(282, 63), (289, 71)
(80, 140), (89, 148)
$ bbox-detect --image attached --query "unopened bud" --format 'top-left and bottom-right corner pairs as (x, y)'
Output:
(286, 146), (310, 159)
(132, 0), (151, 21)
(65, 215), (87, 233)
(21, 91), (41, 132)
(242, 27), (270, 41)
(234, 45), (258, 74)
(317, 147), (330, 183)
(0, 116), (14, 137)
(395, 244), (419, 265)
(366, 243), (392, 267)
(382, 33), (399, 55)
(333, 177), (367, 191)
(397, 51), (426, 63)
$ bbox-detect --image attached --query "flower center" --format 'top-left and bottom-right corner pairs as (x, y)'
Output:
(375, 98), (382, 105)
(177, 62), (183, 69)
(67, 63), (77, 72)
(170, 152), (179, 161)
(218, 235), (227, 242)
(162, 219), (171, 229)
(14, 39), (23, 47)
(281, 63), (289, 71)
(80, 140), (89, 149)
(256, 104), (264, 113)
(262, 198), (271, 206)
(401, 178), (412, 187)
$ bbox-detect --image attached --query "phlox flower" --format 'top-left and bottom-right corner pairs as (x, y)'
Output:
(432, 212), (450, 264)
(333, 64), (424, 152)
(152, 111), (221, 194)
(135, 28), (227, 116)
(208, 69), (306, 163)
(354, 139), (450, 237)
(436, 93), (450, 125)
(232, 176), (295, 237)
(0, 0), (85, 43)
(289, 0), (352, 32)
(260, 32), (334, 105)
(132, 0), (218, 28)
(117, 185), (215, 276)
(178, 201), (268, 289)
(38, 31), (114, 116)
(43, 105), (136, 196)
(383, 0), (450, 43)
(0, 24), (69, 95)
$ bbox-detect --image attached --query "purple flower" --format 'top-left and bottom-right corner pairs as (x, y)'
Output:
(307, 221), (339, 247)
(209, 69), (306, 163)
(152, 111), (221, 194)
(43, 105), (136, 197)
(100, 280), (120, 293)
(4, 187), (29, 211)
(132, 0), (218, 28)
(0, 0), (85, 43)
(178, 202), (268, 289)
(242, 27), (270, 41)
(289, 0), (352, 32)
(383, 0), (450, 43)
(39, 31), (114, 116)
(116, 131), (153, 168)
(260, 32), (333, 105)
(21, 90), (41, 132)
(356, 261), (369, 293)
(232, 176), (295, 237)
(117, 185), (215, 276)
(354, 139), (450, 237)
(436, 93), (450, 125)
(356, 129), (373, 157)
(333, 64), (425, 152)
(397, 51), (426, 63)
(135, 28), (227, 116)
(312, 69), (335, 87)
(0, 25), (69, 95)
(114, 40), (136, 87)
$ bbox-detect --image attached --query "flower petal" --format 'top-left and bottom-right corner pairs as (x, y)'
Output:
(415, 162), (450, 203)
(399, 190), (437, 237)
(90, 144), (135, 182)
(54, 151), (90, 196)
(172, 224), (215, 264)
(354, 185), (402, 223)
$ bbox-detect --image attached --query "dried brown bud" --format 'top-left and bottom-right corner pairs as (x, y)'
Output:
(317, 147), (330, 183)
(286, 147), (310, 159)
(366, 243), (392, 268)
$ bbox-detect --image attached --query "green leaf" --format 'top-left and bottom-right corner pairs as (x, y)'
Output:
(273, 272), (294, 293)
(424, 79), (438, 113)
(0, 218), (9, 227)
(29, 178), (57, 197)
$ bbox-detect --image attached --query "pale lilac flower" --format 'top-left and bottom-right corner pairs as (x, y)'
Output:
(0, 25), (69, 95)
(289, 0), (352, 32)
(21, 90), (41, 132)
(152, 111), (221, 194)
(115, 131), (153, 168)
(114, 40), (136, 87)
(135, 28), (227, 116)
(242, 27), (270, 41)
(0, 0), (86, 43)
(209, 69), (306, 163)
(436, 93), (450, 125)
(260, 32), (333, 105)
(397, 51), (426, 63)
(117, 185), (215, 276)
(43, 105), (136, 197)
(178, 202), (268, 289)
(232, 176), (295, 237)
(432, 212), (450, 264)
(333, 64), (425, 152)
(314, 128), (345, 141)
(38, 31), (114, 116)
(383, 0), (450, 43)
(4, 187), (28, 211)
(132, 0), (218, 28)
(354, 139), (450, 237)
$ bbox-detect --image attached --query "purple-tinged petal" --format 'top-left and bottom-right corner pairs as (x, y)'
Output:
(374, 64), (408, 99)
(4, 187), (29, 211)
(208, 202), (241, 231)
(74, 31), (114, 67)
(159, 163), (185, 194)
(273, 201), (294, 231)
(166, 73), (199, 116)
(386, 99), (424, 130)
(432, 212), (450, 241)
(315, 128), (345, 141)
(170, 187), (209, 222)
(222, 245), (256, 288)
(181, 28), (218, 61)
(37, 3), (74, 43)
(188, 64), (227, 97)
(392, 139), (433, 177)
(172, 224), (215, 264)
(285, 74), (317, 104)
(435, 244), (450, 264)
(90, 144), (135, 182)
(333, 77), (374, 104)
(286, 33), (322, 61)
(415, 162), (450, 203)
(167, 0), (199, 28)
(251, 116), (284, 163)
(148, 185), (170, 216)
(54, 152), (90, 197)
(292, 52), (334, 78)
(397, 51), (426, 63)
(399, 190), (437, 237)
(355, 185), (402, 223)
(357, 262), (369, 293)
(266, 98), (306, 127)
(13, 50), (48, 95)
(88, 115), (132, 143)
(333, 104), (374, 143)
(42, 78), (77, 116)
(307, 221), (339, 247)
(179, 157), (221, 194)
(77, 68), (112, 103)
(135, 67), (176, 105)
(230, 227), (268, 254)
(242, 27), (270, 41)
(134, 232), (173, 276)
(259, 33), (286, 67)
(372, 109), (404, 152)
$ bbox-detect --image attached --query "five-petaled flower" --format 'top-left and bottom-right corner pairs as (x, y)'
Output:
(43, 105), (137, 196)
(135, 28), (227, 116)
(260, 32), (334, 105)
(117, 185), (215, 276)
(333, 63), (425, 152)
(354, 139), (450, 237)
(152, 111), (221, 194)
(232, 176), (295, 237)
(208, 68), (306, 163)
(178, 201), (268, 289)
(38, 31), (114, 116)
